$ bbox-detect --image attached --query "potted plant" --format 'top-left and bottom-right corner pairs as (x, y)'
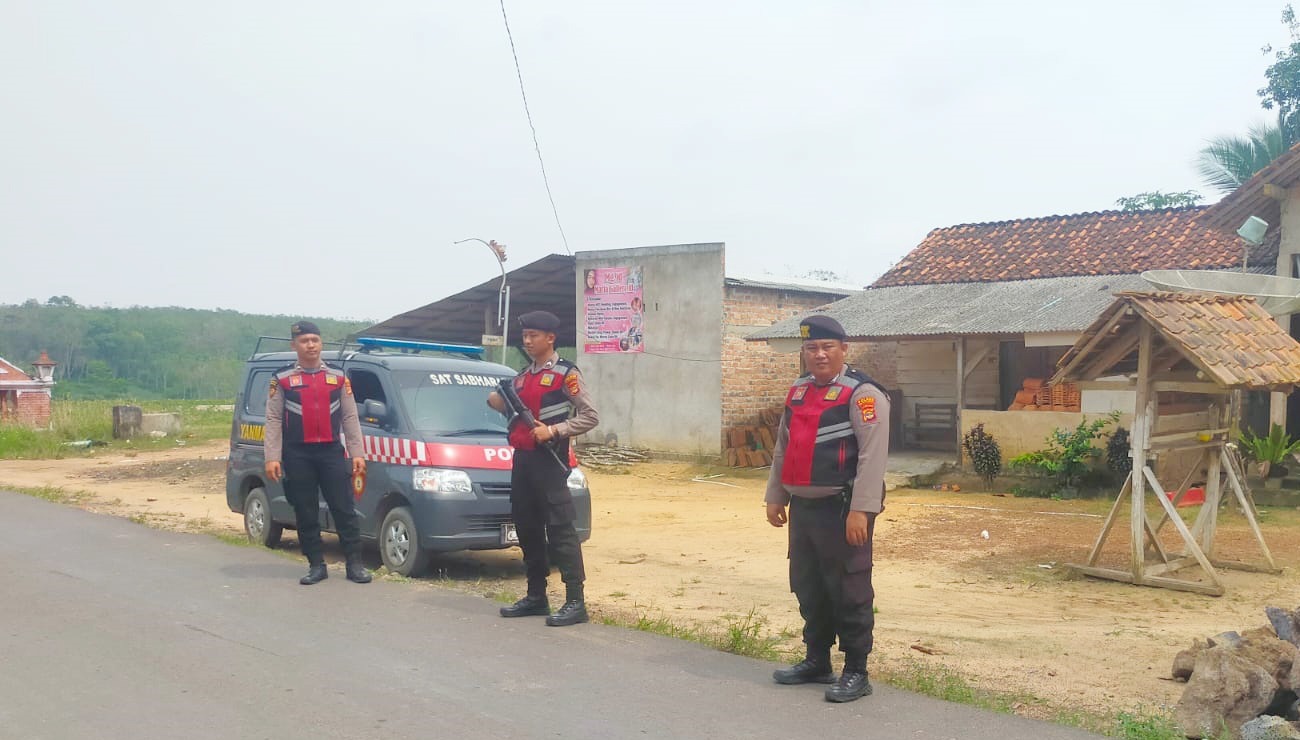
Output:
(1239, 424), (1300, 479)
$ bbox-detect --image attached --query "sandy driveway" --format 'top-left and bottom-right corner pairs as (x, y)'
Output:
(3, 440), (1297, 720)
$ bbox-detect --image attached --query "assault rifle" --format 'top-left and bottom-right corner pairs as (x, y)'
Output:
(496, 378), (569, 471)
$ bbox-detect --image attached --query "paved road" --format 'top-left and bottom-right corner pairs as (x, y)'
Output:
(0, 490), (1101, 739)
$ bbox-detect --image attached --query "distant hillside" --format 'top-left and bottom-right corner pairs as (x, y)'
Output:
(0, 299), (369, 400)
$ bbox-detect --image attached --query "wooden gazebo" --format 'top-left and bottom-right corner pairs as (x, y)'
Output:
(1053, 291), (1300, 596)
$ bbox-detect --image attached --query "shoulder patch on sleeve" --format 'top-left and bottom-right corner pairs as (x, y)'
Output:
(565, 371), (582, 397)
(269, 378), (278, 397)
(856, 396), (876, 423)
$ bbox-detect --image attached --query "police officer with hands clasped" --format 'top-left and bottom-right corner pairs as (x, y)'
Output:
(765, 315), (890, 703)
(264, 321), (372, 586)
(487, 311), (599, 627)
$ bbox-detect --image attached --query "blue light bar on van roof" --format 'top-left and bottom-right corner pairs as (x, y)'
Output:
(356, 336), (485, 355)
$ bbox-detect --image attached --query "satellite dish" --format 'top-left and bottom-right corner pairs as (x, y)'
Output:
(1140, 269), (1300, 316)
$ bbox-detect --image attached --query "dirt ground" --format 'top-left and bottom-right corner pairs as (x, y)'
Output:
(3, 441), (1299, 721)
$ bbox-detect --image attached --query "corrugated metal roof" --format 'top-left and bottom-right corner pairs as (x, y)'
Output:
(725, 274), (861, 295)
(363, 254), (578, 347)
(746, 273), (1152, 341)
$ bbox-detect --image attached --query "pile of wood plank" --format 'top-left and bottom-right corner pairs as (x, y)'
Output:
(575, 443), (651, 470)
(725, 406), (782, 467)
(1006, 378), (1081, 412)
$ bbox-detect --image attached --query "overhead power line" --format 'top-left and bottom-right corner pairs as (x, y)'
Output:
(499, 0), (572, 256)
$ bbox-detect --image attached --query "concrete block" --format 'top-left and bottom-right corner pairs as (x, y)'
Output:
(141, 413), (182, 436)
(113, 405), (143, 439)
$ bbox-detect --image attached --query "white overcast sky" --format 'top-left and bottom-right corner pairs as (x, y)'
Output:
(1, 1), (1293, 321)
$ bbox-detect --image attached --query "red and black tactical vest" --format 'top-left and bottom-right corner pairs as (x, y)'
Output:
(780, 367), (882, 487)
(509, 358), (578, 455)
(276, 364), (347, 445)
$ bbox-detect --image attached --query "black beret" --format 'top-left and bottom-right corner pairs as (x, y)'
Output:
(291, 320), (321, 338)
(518, 311), (561, 332)
(799, 315), (846, 341)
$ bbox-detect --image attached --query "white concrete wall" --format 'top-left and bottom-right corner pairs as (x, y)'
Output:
(1080, 376), (1136, 414)
(963, 409), (1134, 459)
(576, 243), (725, 454)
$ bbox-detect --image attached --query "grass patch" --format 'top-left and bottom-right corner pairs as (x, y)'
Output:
(879, 658), (1016, 713)
(7, 484), (93, 505)
(0, 399), (233, 460)
(1108, 709), (1209, 739)
(208, 530), (257, 548)
(600, 605), (787, 661)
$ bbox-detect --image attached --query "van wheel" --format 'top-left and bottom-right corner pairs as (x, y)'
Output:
(380, 506), (431, 577)
(244, 487), (283, 547)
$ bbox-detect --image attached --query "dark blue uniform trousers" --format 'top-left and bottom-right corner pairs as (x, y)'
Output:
(510, 449), (585, 599)
(282, 442), (362, 564)
(788, 494), (876, 665)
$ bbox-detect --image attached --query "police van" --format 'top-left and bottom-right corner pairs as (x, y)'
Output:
(225, 336), (592, 576)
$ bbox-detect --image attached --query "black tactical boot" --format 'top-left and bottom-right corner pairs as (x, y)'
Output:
(545, 599), (589, 627)
(299, 563), (328, 585)
(825, 669), (872, 703)
(500, 595), (551, 618)
(773, 653), (834, 685)
(345, 557), (372, 584)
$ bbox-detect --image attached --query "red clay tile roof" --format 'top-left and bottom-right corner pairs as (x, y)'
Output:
(0, 357), (33, 380)
(1053, 292), (1300, 390)
(874, 207), (1275, 288)
(1204, 140), (1300, 233)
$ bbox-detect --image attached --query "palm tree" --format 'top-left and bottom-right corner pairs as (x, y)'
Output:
(1196, 118), (1298, 194)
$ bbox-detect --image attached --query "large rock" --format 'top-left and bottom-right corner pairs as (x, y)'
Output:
(1177, 646), (1279, 739)
(1268, 607), (1300, 648)
(1240, 715), (1300, 740)
(1176, 639), (1211, 681)
(1239, 627), (1300, 690)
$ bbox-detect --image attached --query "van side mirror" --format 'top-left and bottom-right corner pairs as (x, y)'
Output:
(362, 399), (388, 425)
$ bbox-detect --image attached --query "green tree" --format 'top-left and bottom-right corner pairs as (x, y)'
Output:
(1114, 190), (1203, 211)
(1260, 4), (1300, 140)
(1195, 118), (1296, 194)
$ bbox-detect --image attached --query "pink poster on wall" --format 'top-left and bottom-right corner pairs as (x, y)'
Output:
(582, 266), (644, 354)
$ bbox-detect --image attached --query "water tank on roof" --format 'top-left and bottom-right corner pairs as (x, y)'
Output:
(1139, 269), (1300, 316)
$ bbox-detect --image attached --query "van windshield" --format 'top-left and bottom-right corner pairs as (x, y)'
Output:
(392, 369), (514, 437)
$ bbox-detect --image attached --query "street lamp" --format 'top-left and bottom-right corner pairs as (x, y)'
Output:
(32, 350), (56, 384)
(455, 238), (510, 364)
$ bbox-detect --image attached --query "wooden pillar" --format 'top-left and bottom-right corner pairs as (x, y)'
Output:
(956, 338), (966, 458)
(1270, 391), (1287, 430)
(1130, 323), (1153, 580)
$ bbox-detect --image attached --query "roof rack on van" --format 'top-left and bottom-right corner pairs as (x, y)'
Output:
(249, 336), (351, 359)
(355, 336), (485, 356)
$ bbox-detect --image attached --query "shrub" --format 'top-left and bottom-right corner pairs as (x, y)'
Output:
(1240, 423), (1300, 465)
(1009, 412), (1119, 494)
(1106, 427), (1132, 478)
(961, 423), (1002, 489)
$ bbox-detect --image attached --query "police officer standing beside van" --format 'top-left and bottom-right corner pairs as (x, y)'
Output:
(264, 321), (372, 586)
(487, 311), (599, 627)
(765, 315), (889, 703)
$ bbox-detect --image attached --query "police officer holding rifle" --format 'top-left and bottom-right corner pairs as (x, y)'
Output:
(487, 311), (599, 626)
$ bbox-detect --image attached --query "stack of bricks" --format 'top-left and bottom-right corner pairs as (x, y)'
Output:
(1006, 378), (1080, 412)
(725, 405), (782, 467)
